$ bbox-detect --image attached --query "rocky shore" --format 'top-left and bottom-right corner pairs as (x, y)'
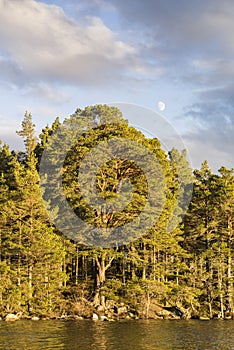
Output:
(1, 298), (233, 322)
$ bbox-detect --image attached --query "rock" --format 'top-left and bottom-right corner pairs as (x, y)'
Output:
(117, 306), (128, 315)
(59, 315), (67, 319)
(31, 316), (40, 321)
(105, 300), (115, 310)
(157, 309), (171, 317)
(129, 308), (138, 316)
(74, 316), (84, 320)
(5, 313), (21, 322)
(99, 315), (107, 321)
(170, 315), (181, 320)
(21, 315), (31, 320)
(92, 313), (99, 321)
(164, 306), (183, 317)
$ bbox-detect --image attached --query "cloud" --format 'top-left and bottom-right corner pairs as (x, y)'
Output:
(105, 1), (234, 83)
(0, 0), (137, 87)
(0, 0), (233, 170)
(22, 83), (70, 103)
(106, 0), (234, 170)
(182, 83), (234, 171)
(0, 55), (29, 87)
(183, 125), (234, 171)
(0, 115), (23, 150)
(108, 0), (234, 53)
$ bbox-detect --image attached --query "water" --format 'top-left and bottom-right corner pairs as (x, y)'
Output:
(0, 320), (234, 350)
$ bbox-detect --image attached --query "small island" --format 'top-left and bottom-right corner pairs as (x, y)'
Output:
(0, 105), (233, 322)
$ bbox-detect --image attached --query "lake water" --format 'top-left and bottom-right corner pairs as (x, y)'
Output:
(0, 320), (234, 350)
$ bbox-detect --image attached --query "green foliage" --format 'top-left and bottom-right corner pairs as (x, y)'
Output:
(0, 106), (233, 319)
(16, 111), (38, 155)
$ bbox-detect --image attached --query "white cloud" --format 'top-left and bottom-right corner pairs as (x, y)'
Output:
(0, 0), (233, 171)
(183, 128), (234, 171)
(0, 0), (137, 86)
(22, 82), (70, 103)
(0, 115), (23, 150)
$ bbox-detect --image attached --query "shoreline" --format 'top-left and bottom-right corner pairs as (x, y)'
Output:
(1, 297), (234, 322)
(1, 310), (233, 322)
(1, 316), (234, 322)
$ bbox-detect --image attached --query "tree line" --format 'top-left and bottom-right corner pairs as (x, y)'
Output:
(0, 105), (233, 319)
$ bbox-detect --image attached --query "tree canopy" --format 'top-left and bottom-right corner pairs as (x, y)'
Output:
(0, 105), (233, 320)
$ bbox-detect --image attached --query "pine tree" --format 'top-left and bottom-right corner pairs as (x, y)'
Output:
(0, 114), (67, 315)
(16, 111), (38, 156)
(217, 167), (234, 316)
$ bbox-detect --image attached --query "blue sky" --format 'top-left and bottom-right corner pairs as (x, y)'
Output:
(0, 0), (233, 171)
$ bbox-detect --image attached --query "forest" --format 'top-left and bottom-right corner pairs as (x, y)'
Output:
(0, 105), (233, 321)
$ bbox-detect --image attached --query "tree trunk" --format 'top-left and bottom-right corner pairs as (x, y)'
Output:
(227, 216), (233, 315)
(152, 245), (156, 280)
(142, 243), (147, 281)
(93, 251), (114, 307)
(122, 254), (126, 286)
(75, 245), (79, 286)
(17, 223), (22, 287)
(218, 261), (224, 319)
(28, 263), (33, 313)
(227, 251), (233, 315)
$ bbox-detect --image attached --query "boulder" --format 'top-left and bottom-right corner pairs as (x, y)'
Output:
(92, 313), (99, 321)
(117, 306), (128, 315)
(5, 313), (21, 322)
(74, 316), (84, 320)
(31, 316), (40, 321)
(99, 315), (107, 321)
(105, 300), (115, 310)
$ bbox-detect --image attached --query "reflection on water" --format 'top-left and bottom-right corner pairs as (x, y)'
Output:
(91, 322), (109, 350)
(0, 320), (234, 350)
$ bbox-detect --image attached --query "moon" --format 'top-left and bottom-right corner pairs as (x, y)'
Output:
(158, 101), (166, 111)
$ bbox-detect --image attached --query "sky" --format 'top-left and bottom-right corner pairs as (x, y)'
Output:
(0, 0), (233, 171)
